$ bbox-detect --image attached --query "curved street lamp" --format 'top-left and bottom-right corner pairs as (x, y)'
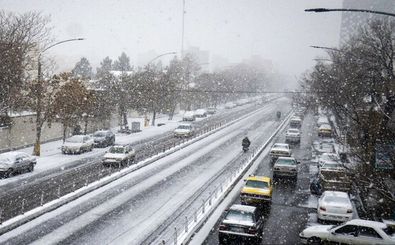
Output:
(305, 8), (395, 18)
(33, 38), (85, 156)
(146, 51), (177, 66)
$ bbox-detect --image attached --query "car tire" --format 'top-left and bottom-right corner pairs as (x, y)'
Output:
(28, 163), (34, 172)
(307, 237), (321, 245)
(6, 169), (14, 178)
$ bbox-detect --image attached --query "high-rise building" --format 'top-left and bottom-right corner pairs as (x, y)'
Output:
(340, 0), (395, 45)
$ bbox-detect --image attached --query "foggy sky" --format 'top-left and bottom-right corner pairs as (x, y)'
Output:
(0, 0), (342, 78)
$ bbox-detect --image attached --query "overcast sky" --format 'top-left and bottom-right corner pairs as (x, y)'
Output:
(1, 0), (342, 78)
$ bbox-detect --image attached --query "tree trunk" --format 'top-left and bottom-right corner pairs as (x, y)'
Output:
(152, 110), (156, 126)
(63, 125), (67, 142)
(84, 117), (88, 135)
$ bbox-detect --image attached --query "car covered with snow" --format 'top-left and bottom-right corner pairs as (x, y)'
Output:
(102, 144), (135, 167)
(207, 107), (216, 114)
(0, 152), (36, 178)
(182, 111), (196, 121)
(317, 191), (353, 222)
(299, 219), (395, 244)
(174, 123), (194, 137)
(273, 157), (299, 179)
(289, 116), (302, 128)
(318, 153), (341, 168)
(194, 109), (207, 118)
(285, 128), (301, 144)
(224, 102), (236, 109)
(240, 176), (273, 205)
(218, 204), (264, 244)
(269, 143), (291, 162)
(317, 116), (329, 127)
(93, 130), (115, 147)
(62, 135), (94, 154)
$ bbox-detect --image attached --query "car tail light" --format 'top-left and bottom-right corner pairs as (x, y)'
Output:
(248, 227), (257, 234)
(219, 224), (228, 231)
(347, 209), (353, 213)
(319, 206), (326, 211)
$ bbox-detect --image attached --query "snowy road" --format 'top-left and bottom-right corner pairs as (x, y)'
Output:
(0, 99), (281, 223)
(0, 98), (291, 244)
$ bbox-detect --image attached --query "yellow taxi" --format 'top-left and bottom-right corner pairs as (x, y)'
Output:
(240, 176), (273, 205)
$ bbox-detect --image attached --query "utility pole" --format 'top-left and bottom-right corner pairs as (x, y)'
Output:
(181, 0), (185, 58)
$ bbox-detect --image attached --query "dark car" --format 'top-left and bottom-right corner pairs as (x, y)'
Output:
(218, 204), (263, 244)
(0, 152), (37, 178)
(93, 130), (115, 147)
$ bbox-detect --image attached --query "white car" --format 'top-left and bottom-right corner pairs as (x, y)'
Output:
(273, 156), (299, 179)
(317, 191), (353, 222)
(174, 123), (194, 137)
(62, 135), (94, 154)
(317, 116), (329, 127)
(224, 102), (235, 109)
(270, 143), (292, 162)
(103, 145), (136, 167)
(299, 219), (395, 244)
(289, 116), (302, 128)
(285, 128), (301, 143)
(318, 153), (341, 168)
(182, 111), (195, 121)
(194, 109), (207, 118)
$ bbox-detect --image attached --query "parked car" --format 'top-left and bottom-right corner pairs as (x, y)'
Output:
(270, 143), (291, 162)
(317, 116), (329, 127)
(289, 116), (302, 128)
(207, 107), (216, 115)
(93, 130), (115, 147)
(299, 219), (395, 244)
(313, 141), (335, 154)
(194, 109), (207, 118)
(273, 156), (299, 179)
(174, 123), (194, 137)
(224, 102), (235, 109)
(318, 124), (332, 137)
(62, 135), (94, 154)
(182, 111), (195, 121)
(0, 152), (36, 178)
(102, 145), (136, 167)
(318, 153), (341, 168)
(218, 204), (264, 244)
(317, 191), (353, 223)
(240, 176), (273, 205)
(285, 128), (301, 144)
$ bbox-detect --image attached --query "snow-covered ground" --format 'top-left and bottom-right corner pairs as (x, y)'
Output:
(0, 98), (290, 244)
(0, 114), (183, 187)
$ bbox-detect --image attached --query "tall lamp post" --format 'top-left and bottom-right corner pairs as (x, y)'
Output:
(33, 38), (84, 156)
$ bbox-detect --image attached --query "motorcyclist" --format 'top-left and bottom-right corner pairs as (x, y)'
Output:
(276, 111), (281, 120)
(242, 136), (251, 149)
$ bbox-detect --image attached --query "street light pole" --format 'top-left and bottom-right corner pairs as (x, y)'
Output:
(305, 8), (395, 18)
(181, 0), (186, 57)
(33, 38), (84, 156)
(146, 52), (177, 66)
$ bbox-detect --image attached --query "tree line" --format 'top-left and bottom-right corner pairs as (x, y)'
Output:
(0, 11), (271, 156)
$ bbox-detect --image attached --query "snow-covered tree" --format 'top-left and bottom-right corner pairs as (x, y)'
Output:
(72, 57), (92, 80)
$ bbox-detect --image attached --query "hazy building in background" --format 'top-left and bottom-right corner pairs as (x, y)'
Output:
(340, 0), (395, 45)
(185, 46), (210, 72)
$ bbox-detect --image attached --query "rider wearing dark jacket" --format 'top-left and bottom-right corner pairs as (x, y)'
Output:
(242, 137), (251, 147)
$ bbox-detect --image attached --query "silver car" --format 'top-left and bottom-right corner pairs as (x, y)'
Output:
(0, 152), (37, 178)
(273, 156), (299, 179)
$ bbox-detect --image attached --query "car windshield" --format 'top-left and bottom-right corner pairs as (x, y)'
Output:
(225, 210), (254, 223)
(177, 125), (191, 130)
(276, 158), (296, 165)
(273, 144), (288, 150)
(94, 132), (106, 137)
(245, 180), (269, 189)
(322, 162), (343, 169)
(383, 226), (395, 237)
(109, 147), (125, 154)
(66, 136), (84, 143)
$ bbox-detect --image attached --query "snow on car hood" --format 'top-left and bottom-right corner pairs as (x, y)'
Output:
(302, 225), (333, 237)
(104, 153), (125, 159)
(174, 129), (191, 134)
(63, 142), (83, 148)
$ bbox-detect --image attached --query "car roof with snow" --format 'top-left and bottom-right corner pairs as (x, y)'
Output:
(347, 219), (388, 229)
(178, 123), (192, 127)
(272, 143), (289, 148)
(0, 151), (26, 158)
(319, 124), (331, 129)
(229, 204), (256, 213)
(322, 191), (349, 198)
